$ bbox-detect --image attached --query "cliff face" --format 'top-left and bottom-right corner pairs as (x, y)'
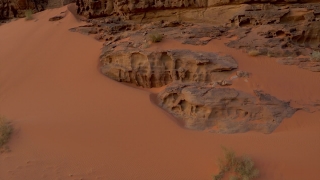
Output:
(76, 0), (317, 18)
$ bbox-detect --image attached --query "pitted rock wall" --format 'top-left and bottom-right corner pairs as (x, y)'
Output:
(100, 49), (238, 88)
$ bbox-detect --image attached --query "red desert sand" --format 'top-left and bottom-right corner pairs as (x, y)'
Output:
(0, 5), (320, 180)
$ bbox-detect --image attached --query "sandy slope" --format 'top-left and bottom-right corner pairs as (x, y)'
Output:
(0, 5), (320, 180)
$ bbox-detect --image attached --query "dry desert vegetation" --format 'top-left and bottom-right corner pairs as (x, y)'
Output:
(213, 147), (259, 180)
(1, 0), (320, 180)
(0, 116), (13, 152)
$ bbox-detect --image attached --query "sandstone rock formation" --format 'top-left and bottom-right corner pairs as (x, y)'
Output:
(100, 49), (238, 88)
(0, 0), (76, 20)
(76, 0), (318, 18)
(226, 3), (320, 56)
(71, 1), (320, 71)
(70, 17), (228, 45)
(69, 0), (320, 134)
(0, 0), (49, 19)
(222, 3), (320, 71)
(158, 83), (296, 133)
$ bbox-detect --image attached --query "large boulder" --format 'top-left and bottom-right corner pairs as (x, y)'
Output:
(100, 49), (238, 88)
(157, 83), (296, 134)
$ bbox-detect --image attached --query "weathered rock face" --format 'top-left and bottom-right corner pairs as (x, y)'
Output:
(226, 3), (320, 56)
(100, 49), (237, 88)
(75, 2), (320, 53)
(158, 83), (296, 133)
(69, 16), (235, 88)
(230, 4), (290, 26)
(69, 1), (320, 134)
(0, 0), (76, 20)
(0, 0), (49, 19)
(76, 0), (317, 18)
(76, 0), (208, 17)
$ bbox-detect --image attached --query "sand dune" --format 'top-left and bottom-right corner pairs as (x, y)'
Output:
(0, 5), (320, 180)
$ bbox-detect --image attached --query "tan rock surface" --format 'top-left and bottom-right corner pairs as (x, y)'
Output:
(100, 49), (237, 88)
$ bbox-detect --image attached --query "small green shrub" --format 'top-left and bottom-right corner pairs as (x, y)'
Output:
(213, 147), (259, 180)
(25, 9), (33, 20)
(149, 33), (163, 43)
(310, 51), (320, 61)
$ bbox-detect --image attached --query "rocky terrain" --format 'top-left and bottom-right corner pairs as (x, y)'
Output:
(71, 1), (320, 69)
(66, 0), (320, 133)
(0, 0), (47, 20)
(3, 0), (317, 133)
(2, 5), (320, 179)
(75, 0), (319, 19)
(0, 0), (74, 21)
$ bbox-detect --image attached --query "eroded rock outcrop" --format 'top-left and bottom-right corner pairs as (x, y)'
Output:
(69, 1), (320, 134)
(219, 3), (320, 72)
(76, 0), (317, 18)
(158, 83), (296, 133)
(230, 4), (290, 26)
(70, 16), (228, 44)
(0, 0), (49, 19)
(100, 49), (237, 88)
(227, 3), (320, 54)
(0, 0), (76, 21)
